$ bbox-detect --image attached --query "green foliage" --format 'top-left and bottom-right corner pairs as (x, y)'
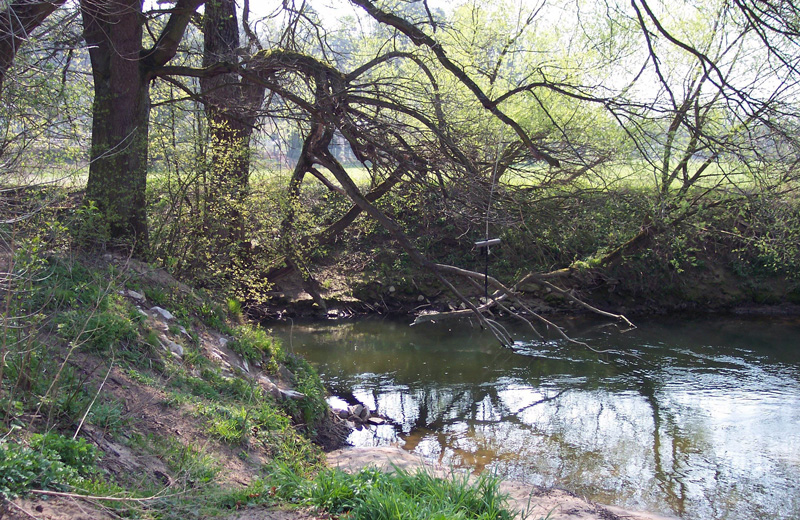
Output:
(69, 199), (110, 249)
(86, 398), (129, 435)
(198, 301), (232, 333)
(130, 434), (218, 485)
(227, 297), (243, 322)
(283, 355), (327, 428)
(209, 477), (273, 510)
(144, 286), (169, 307)
(29, 433), (99, 477)
(228, 324), (285, 366)
(56, 306), (139, 353)
(0, 434), (97, 500)
(1, 344), (92, 429)
(268, 464), (514, 520)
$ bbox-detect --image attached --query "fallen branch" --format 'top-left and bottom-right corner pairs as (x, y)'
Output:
(28, 489), (184, 502)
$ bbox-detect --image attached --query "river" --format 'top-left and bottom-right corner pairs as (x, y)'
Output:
(269, 314), (800, 520)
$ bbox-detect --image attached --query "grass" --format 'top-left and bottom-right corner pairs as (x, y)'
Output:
(1, 242), (332, 515)
(268, 463), (515, 520)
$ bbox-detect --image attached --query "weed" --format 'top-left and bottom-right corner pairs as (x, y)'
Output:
(29, 433), (99, 477)
(227, 324), (284, 365)
(0, 434), (97, 500)
(282, 355), (327, 428)
(144, 286), (169, 307)
(131, 434), (218, 486)
(227, 297), (243, 322)
(86, 398), (129, 436)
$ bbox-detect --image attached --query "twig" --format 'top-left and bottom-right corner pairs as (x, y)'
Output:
(28, 489), (184, 502)
(74, 357), (114, 439)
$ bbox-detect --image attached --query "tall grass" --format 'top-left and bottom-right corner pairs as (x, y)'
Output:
(268, 463), (515, 520)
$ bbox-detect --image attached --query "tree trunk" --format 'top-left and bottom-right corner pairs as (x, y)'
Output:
(80, 0), (150, 250)
(200, 0), (264, 257)
(80, 0), (203, 253)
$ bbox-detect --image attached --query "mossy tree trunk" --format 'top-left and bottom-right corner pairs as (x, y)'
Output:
(200, 0), (265, 265)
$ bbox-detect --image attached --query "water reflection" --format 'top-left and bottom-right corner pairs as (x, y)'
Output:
(270, 315), (800, 520)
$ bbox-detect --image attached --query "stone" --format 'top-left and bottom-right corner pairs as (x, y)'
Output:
(359, 407), (370, 421)
(388, 286), (396, 293)
(126, 289), (145, 302)
(179, 326), (192, 340)
(150, 306), (174, 321)
(279, 389), (306, 400)
(349, 404), (364, 418)
(259, 376), (282, 399)
(367, 417), (385, 426)
(277, 364), (294, 382)
(417, 295), (425, 302)
(218, 337), (229, 347)
(159, 336), (183, 357)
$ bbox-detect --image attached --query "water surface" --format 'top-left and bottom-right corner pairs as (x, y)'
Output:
(271, 314), (800, 520)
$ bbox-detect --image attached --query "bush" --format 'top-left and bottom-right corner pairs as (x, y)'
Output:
(29, 433), (98, 477)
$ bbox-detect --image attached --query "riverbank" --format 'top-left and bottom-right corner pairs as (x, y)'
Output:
(327, 447), (679, 520)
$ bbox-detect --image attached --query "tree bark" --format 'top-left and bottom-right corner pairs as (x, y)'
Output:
(200, 0), (265, 257)
(80, 0), (204, 253)
(81, 0), (150, 249)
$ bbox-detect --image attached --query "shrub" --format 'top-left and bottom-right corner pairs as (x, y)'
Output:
(29, 433), (98, 477)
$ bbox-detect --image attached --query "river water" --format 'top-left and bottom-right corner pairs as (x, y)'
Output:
(270, 314), (800, 520)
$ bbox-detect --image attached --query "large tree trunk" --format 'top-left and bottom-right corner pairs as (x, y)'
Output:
(80, 0), (203, 253)
(80, 0), (150, 249)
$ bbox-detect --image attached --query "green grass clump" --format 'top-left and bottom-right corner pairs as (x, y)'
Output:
(283, 355), (327, 428)
(268, 464), (514, 520)
(228, 324), (285, 366)
(129, 433), (218, 486)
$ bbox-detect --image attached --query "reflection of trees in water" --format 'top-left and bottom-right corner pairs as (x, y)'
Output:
(639, 373), (689, 518)
(347, 372), (718, 517)
(290, 318), (800, 520)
